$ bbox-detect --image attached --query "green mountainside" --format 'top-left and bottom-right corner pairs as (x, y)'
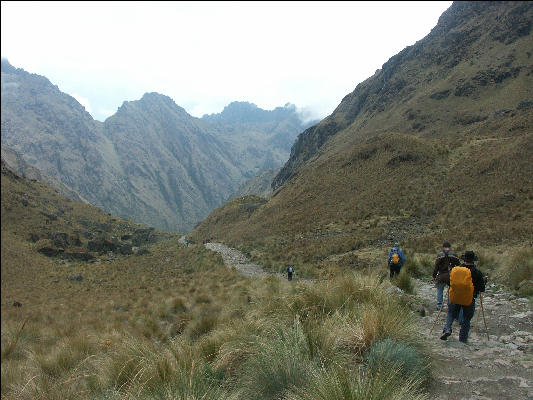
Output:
(191, 1), (533, 270)
(1, 63), (312, 232)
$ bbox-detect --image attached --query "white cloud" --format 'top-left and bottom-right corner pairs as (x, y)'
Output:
(1, 1), (453, 121)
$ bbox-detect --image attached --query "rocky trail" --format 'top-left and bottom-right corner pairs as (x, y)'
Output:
(415, 279), (533, 400)
(199, 239), (532, 399)
(204, 242), (268, 278)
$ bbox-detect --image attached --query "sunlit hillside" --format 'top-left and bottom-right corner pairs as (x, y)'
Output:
(1, 162), (429, 399)
(191, 2), (533, 278)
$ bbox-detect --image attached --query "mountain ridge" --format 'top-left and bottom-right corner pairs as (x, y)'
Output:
(191, 1), (533, 271)
(1, 59), (312, 232)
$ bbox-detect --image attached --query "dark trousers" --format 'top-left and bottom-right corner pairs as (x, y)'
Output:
(389, 264), (401, 279)
(287, 272), (293, 281)
(443, 300), (475, 342)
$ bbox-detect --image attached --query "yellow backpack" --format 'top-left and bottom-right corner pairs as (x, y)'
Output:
(449, 266), (474, 306)
(391, 253), (400, 264)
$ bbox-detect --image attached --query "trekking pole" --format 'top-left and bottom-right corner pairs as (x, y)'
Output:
(429, 287), (448, 336)
(474, 301), (481, 333)
(479, 292), (489, 340)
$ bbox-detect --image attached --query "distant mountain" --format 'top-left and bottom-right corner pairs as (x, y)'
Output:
(230, 168), (280, 200)
(192, 1), (533, 265)
(1, 60), (313, 232)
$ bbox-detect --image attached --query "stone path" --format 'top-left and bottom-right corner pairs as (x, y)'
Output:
(414, 279), (533, 400)
(205, 242), (268, 278)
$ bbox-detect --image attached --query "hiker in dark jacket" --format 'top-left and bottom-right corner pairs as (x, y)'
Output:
(286, 265), (295, 281)
(433, 241), (461, 310)
(387, 242), (405, 279)
(440, 250), (485, 343)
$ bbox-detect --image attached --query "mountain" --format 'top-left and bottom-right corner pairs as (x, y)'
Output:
(1, 145), (88, 204)
(230, 167), (280, 199)
(191, 1), (533, 268)
(1, 61), (312, 232)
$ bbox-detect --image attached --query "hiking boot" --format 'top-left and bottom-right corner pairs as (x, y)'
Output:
(459, 338), (468, 344)
(440, 330), (451, 341)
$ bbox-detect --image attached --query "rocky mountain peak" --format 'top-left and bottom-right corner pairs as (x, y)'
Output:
(1, 58), (16, 73)
(202, 101), (299, 124)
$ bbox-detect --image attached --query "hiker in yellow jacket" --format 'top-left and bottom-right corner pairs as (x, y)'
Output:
(440, 251), (485, 343)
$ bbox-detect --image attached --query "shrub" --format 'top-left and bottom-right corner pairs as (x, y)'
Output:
(286, 366), (427, 400)
(364, 338), (430, 385)
(238, 320), (317, 400)
(498, 248), (533, 290)
(392, 269), (415, 294)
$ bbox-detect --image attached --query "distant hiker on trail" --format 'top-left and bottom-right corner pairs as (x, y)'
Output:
(440, 250), (485, 343)
(433, 241), (461, 310)
(185, 239), (189, 247)
(286, 265), (295, 281)
(387, 242), (405, 279)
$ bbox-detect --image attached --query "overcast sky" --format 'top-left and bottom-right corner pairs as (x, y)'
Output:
(1, 1), (452, 122)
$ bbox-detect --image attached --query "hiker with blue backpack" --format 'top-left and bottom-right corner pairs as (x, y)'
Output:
(440, 250), (486, 343)
(387, 242), (405, 279)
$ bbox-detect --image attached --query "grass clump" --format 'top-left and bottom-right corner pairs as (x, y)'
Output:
(364, 338), (430, 385)
(392, 269), (415, 294)
(498, 248), (533, 296)
(286, 367), (427, 400)
(239, 320), (316, 400)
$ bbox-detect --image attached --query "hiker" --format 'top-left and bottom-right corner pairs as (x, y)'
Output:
(387, 242), (405, 279)
(185, 239), (189, 247)
(440, 250), (485, 343)
(286, 265), (295, 281)
(432, 241), (461, 310)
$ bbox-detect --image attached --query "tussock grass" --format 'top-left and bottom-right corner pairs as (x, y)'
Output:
(2, 204), (427, 400)
(392, 269), (416, 294)
(497, 248), (533, 296)
(286, 366), (428, 400)
(364, 338), (430, 385)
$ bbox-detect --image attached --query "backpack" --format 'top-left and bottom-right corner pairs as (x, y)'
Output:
(390, 250), (400, 265)
(449, 266), (474, 306)
(288, 266), (294, 273)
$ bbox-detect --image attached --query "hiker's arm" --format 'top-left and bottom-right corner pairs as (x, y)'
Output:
(474, 269), (485, 294)
(432, 257), (441, 279)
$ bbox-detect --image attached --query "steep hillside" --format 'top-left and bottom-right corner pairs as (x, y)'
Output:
(1, 145), (88, 204)
(273, 1), (533, 188)
(0, 159), (170, 262)
(192, 1), (533, 270)
(1, 61), (311, 232)
(231, 168), (280, 199)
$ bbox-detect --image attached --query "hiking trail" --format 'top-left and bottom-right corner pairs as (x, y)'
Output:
(195, 237), (532, 399)
(414, 278), (532, 400)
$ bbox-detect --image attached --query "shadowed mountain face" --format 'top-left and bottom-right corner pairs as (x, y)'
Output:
(192, 1), (533, 259)
(1, 61), (312, 232)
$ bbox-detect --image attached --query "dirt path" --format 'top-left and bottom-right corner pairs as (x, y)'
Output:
(197, 238), (532, 398)
(414, 279), (533, 399)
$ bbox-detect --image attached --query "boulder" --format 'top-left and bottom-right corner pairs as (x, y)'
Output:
(132, 228), (155, 246)
(87, 238), (117, 253)
(50, 232), (68, 248)
(63, 251), (95, 261)
(38, 246), (64, 257)
(68, 274), (83, 281)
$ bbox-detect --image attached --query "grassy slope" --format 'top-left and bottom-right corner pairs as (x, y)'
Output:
(2, 164), (430, 399)
(190, 2), (533, 279)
